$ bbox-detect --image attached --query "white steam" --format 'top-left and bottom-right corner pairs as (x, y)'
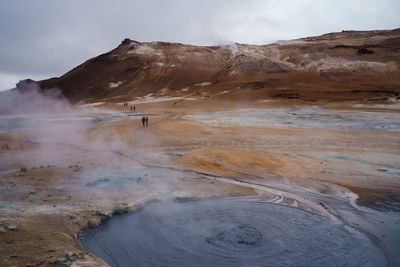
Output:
(0, 81), (71, 115)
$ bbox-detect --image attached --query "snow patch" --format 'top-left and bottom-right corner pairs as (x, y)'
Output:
(353, 103), (400, 109)
(274, 40), (305, 45)
(257, 99), (278, 103)
(132, 45), (155, 55)
(128, 96), (185, 104)
(344, 61), (389, 68)
(109, 81), (123, 88)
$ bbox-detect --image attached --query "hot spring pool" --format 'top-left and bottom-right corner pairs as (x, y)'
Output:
(78, 199), (386, 267)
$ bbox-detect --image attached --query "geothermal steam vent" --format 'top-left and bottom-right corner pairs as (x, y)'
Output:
(79, 199), (385, 266)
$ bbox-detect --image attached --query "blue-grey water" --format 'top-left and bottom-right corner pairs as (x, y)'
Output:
(78, 199), (386, 267)
(0, 113), (140, 132)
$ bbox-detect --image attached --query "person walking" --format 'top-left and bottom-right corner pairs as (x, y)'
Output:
(141, 116), (146, 127)
(133, 106), (136, 112)
(145, 117), (149, 127)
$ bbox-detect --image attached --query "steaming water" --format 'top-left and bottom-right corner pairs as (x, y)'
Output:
(79, 199), (386, 266)
(0, 113), (140, 132)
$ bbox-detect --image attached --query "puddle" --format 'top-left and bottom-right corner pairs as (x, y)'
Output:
(80, 171), (147, 191)
(79, 199), (386, 267)
(329, 155), (365, 163)
(85, 178), (111, 187)
(165, 152), (184, 157)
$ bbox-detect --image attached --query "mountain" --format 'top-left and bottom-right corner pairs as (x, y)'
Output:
(33, 29), (400, 104)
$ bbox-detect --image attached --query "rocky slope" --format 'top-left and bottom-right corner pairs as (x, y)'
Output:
(32, 28), (400, 103)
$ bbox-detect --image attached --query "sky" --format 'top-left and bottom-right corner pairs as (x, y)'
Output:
(0, 0), (399, 91)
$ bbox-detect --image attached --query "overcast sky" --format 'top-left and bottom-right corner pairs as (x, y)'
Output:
(0, 0), (399, 91)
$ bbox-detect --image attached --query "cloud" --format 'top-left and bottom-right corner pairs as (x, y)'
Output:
(0, 0), (399, 91)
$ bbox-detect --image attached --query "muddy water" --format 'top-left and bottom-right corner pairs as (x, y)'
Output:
(79, 199), (386, 267)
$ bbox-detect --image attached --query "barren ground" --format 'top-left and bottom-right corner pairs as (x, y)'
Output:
(0, 98), (400, 266)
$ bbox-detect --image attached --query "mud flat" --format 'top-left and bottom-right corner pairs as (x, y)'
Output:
(0, 102), (400, 266)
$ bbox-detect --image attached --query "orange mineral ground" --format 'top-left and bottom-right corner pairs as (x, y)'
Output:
(0, 29), (399, 266)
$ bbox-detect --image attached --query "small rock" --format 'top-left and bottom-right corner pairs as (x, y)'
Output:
(67, 252), (84, 261)
(75, 252), (84, 259)
(29, 191), (37, 195)
(358, 47), (373, 55)
(0, 219), (11, 225)
(93, 210), (108, 217)
(7, 225), (17, 231)
(56, 257), (69, 267)
(87, 219), (98, 228)
(0, 226), (6, 233)
(73, 165), (82, 172)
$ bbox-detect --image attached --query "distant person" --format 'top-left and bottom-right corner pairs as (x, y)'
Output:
(145, 117), (149, 127)
(133, 106), (136, 112)
(141, 116), (146, 127)
(130, 106), (133, 111)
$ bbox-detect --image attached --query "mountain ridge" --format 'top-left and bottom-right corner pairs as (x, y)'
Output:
(20, 28), (400, 104)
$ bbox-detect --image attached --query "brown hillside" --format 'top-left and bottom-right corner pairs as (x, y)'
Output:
(37, 29), (400, 104)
